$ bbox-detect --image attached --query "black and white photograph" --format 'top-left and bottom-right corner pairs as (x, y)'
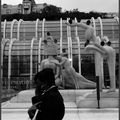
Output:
(1, 0), (119, 120)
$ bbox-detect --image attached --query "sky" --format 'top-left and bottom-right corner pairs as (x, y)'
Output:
(1, 0), (119, 13)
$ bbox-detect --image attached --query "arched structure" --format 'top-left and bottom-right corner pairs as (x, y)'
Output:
(74, 18), (81, 75)
(17, 19), (23, 40)
(10, 19), (18, 39)
(3, 19), (7, 39)
(97, 17), (103, 38)
(1, 18), (119, 90)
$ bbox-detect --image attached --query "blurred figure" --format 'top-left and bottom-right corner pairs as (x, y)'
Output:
(52, 49), (96, 89)
(41, 33), (62, 86)
(66, 19), (107, 56)
(101, 38), (116, 92)
(86, 36), (116, 92)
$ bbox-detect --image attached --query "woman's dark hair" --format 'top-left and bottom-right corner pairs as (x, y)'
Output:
(34, 68), (55, 87)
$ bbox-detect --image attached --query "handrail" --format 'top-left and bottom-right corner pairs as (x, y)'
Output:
(17, 19), (23, 40)
(8, 38), (17, 90)
(10, 19), (18, 39)
(97, 17), (103, 38)
(3, 19), (7, 39)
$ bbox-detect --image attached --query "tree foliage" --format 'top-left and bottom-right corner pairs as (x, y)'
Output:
(1, 4), (108, 21)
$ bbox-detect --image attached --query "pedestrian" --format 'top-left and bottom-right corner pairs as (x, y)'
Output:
(28, 68), (65, 120)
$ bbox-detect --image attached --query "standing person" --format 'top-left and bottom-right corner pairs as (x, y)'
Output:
(28, 68), (65, 120)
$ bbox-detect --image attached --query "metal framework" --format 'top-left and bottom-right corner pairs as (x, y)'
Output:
(8, 38), (18, 90)
(30, 37), (36, 88)
(17, 19), (23, 40)
(10, 19), (18, 39)
(3, 19), (7, 39)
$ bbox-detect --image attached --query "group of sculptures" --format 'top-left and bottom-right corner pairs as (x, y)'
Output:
(39, 19), (116, 93)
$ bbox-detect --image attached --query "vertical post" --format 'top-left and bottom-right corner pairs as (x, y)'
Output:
(60, 18), (63, 54)
(8, 38), (16, 90)
(42, 18), (45, 59)
(91, 17), (96, 36)
(10, 19), (18, 39)
(97, 17), (103, 38)
(38, 38), (42, 71)
(96, 76), (100, 109)
(17, 19), (23, 40)
(75, 18), (81, 75)
(35, 19), (39, 40)
(97, 17), (104, 90)
(67, 18), (72, 67)
(67, 18), (70, 63)
(30, 38), (36, 89)
(3, 19), (7, 39)
(1, 39), (9, 85)
(76, 37), (81, 75)
(42, 18), (45, 39)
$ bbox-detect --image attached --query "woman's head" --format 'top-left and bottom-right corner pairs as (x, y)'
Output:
(34, 68), (55, 88)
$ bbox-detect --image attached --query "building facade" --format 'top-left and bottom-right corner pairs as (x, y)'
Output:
(1, 0), (47, 14)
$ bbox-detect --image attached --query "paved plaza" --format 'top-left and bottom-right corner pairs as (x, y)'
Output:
(2, 89), (119, 120)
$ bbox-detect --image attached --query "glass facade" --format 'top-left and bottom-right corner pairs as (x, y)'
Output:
(1, 18), (119, 90)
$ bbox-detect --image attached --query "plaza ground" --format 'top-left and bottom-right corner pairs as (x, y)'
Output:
(2, 89), (119, 120)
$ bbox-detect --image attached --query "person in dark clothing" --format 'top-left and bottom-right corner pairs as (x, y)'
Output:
(28, 68), (65, 120)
